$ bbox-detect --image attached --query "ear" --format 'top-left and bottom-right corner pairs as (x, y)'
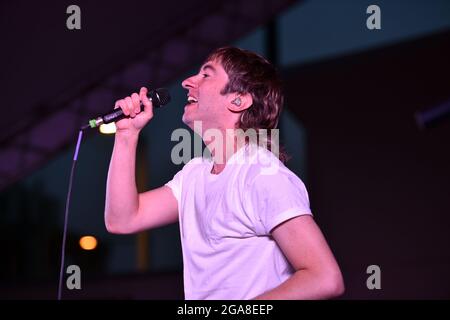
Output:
(227, 92), (253, 113)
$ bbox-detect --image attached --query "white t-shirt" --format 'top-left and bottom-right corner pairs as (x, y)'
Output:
(165, 144), (312, 300)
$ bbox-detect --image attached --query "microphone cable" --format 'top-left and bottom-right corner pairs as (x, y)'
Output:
(57, 130), (83, 300)
(56, 87), (169, 299)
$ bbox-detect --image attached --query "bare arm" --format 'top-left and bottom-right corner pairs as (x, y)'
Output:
(104, 87), (178, 234)
(254, 215), (345, 300)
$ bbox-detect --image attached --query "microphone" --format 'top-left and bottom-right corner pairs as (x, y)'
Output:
(80, 88), (171, 130)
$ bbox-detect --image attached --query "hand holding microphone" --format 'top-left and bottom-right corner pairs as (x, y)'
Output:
(81, 87), (171, 133)
(114, 87), (156, 134)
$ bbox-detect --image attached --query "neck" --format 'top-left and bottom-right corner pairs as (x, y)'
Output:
(205, 128), (246, 174)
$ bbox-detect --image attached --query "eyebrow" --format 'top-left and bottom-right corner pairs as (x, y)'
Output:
(200, 64), (216, 73)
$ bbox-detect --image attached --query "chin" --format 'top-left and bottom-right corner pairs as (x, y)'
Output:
(182, 115), (194, 129)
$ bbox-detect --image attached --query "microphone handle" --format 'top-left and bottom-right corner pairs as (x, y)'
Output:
(102, 105), (145, 124)
(83, 103), (145, 130)
(81, 88), (170, 130)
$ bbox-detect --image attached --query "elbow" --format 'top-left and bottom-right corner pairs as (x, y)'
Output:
(105, 219), (122, 234)
(105, 223), (119, 234)
(323, 271), (345, 299)
(105, 215), (132, 235)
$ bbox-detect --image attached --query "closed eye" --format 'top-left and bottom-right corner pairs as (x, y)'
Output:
(202, 73), (210, 78)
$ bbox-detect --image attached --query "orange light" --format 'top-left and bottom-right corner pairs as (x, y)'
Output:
(79, 236), (98, 250)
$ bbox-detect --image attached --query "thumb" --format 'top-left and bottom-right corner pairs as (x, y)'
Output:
(139, 87), (154, 118)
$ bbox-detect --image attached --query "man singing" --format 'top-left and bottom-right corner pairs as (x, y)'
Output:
(104, 47), (344, 300)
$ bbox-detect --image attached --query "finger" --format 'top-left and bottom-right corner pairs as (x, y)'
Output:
(140, 87), (153, 117)
(131, 93), (140, 114)
(139, 86), (148, 99)
(125, 96), (135, 117)
(115, 99), (129, 116)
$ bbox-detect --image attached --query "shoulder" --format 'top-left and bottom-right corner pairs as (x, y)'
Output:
(185, 156), (210, 167)
(175, 156), (211, 177)
(240, 145), (291, 182)
(238, 146), (307, 194)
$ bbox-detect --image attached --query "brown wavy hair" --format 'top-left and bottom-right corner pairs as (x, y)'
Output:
(205, 46), (289, 163)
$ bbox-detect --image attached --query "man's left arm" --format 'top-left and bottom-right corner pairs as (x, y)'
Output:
(254, 215), (345, 300)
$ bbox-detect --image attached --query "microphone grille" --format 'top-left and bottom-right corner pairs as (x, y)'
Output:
(151, 88), (171, 107)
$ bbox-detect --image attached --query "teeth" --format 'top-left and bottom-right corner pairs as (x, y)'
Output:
(187, 96), (198, 104)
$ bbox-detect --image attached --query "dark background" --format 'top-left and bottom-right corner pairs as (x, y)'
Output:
(0, 0), (449, 299)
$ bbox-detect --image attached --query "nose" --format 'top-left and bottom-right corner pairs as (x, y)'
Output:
(182, 75), (196, 90)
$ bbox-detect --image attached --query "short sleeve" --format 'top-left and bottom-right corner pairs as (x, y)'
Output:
(247, 171), (312, 234)
(164, 157), (205, 204)
(164, 169), (184, 204)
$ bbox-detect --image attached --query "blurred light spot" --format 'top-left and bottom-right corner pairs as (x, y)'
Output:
(99, 122), (116, 134)
(79, 236), (98, 250)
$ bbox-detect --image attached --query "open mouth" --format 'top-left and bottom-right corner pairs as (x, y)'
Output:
(187, 96), (198, 104)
